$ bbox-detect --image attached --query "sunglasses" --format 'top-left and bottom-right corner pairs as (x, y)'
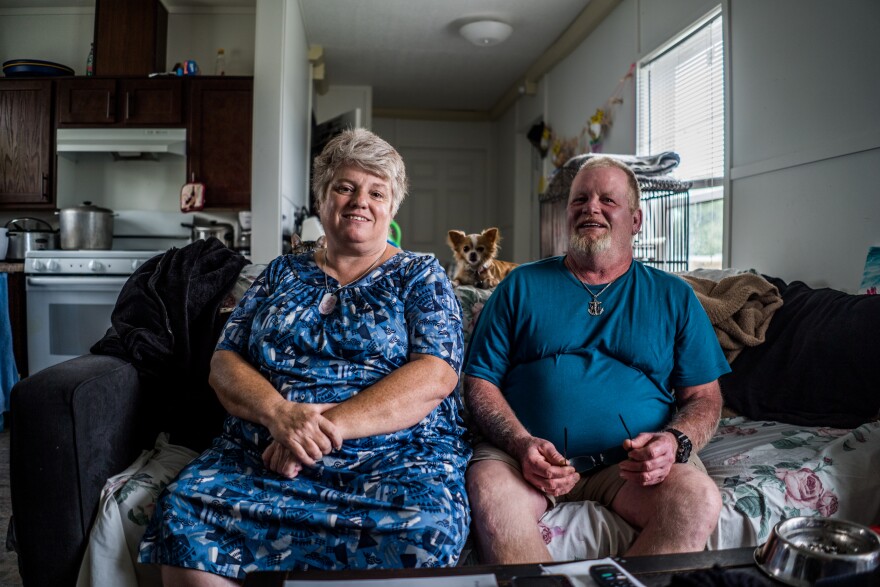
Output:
(564, 414), (633, 474)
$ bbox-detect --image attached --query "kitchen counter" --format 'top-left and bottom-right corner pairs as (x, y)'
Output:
(0, 262), (24, 273)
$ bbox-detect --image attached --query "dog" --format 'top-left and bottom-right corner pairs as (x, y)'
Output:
(446, 227), (518, 288)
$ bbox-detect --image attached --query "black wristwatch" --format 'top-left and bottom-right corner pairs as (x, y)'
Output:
(664, 428), (692, 463)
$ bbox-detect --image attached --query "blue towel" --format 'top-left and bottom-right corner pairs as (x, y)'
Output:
(0, 274), (19, 430)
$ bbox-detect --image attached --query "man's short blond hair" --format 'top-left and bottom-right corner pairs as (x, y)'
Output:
(575, 156), (641, 211)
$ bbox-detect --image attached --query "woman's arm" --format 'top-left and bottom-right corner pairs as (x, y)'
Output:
(209, 349), (341, 464)
(323, 352), (457, 439)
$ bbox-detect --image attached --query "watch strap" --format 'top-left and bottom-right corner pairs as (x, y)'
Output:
(664, 427), (692, 463)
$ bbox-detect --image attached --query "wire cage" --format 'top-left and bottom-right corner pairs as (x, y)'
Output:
(539, 166), (691, 272)
(633, 176), (691, 273)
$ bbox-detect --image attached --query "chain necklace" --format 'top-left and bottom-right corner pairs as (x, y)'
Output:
(580, 279), (617, 316)
(567, 256), (618, 316)
(318, 248), (386, 315)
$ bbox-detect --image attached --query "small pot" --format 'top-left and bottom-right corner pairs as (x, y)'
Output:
(182, 221), (235, 248)
(57, 201), (114, 250)
(5, 217), (59, 260)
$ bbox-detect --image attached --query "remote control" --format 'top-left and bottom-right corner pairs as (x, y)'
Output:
(589, 564), (636, 587)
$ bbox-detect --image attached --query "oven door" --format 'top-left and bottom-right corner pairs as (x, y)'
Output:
(26, 275), (129, 375)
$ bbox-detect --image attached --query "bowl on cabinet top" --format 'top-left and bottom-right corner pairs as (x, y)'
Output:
(2, 59), (74, 77)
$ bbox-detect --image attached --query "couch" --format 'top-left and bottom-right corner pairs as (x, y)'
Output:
(8, 256), (880, 586)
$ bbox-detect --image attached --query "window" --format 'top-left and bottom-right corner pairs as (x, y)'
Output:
(637, 8), (724, 269)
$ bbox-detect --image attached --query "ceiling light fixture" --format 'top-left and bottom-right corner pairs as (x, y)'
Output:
(459, 20), (513, 47)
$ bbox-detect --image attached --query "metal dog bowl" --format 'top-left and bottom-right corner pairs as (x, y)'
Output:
(755, 517), (880, 586)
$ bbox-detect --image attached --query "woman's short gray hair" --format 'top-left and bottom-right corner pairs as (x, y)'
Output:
(576, 156), (641, 211)
(311, 128), (408, 216)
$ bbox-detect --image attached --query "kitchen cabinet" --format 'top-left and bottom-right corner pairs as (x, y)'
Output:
(94, 0), (167, 76)
(187, 78), (253, 209)
(56, 78), (183, 127)
(0, 80), (54, 209)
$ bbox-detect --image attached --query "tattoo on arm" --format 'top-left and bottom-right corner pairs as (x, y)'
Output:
(668, 382), (722, 451)
(464, 379), (522, 456)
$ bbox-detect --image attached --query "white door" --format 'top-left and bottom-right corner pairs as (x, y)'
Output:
(395, 147), (488, 270)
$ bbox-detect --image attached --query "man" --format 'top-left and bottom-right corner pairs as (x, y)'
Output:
(463, 156), (730, 563)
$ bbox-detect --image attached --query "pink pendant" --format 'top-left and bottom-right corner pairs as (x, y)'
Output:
(319, 292), (337, 315)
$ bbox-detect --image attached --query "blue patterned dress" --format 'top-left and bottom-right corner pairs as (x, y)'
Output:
(138, 251), (471, 577)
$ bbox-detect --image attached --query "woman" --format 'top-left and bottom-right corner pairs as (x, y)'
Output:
(139, 129), (471, 584)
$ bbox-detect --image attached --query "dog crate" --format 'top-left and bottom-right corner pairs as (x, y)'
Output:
(539, 168), (691, 272)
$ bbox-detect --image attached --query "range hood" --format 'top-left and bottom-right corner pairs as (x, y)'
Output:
(56, 128), (186, 156)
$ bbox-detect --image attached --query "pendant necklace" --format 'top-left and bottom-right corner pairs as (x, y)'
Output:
(580, 279), (616, 316)
(567, 257), (618, 316)
(318, 248), (385, 315)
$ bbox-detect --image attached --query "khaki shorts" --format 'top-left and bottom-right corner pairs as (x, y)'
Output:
(469, 442), (707, 510)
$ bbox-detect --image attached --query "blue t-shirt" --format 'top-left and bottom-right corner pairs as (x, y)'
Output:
(463, 257), (730, 456)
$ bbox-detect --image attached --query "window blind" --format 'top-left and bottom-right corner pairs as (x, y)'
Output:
(637, 13), (724, 186)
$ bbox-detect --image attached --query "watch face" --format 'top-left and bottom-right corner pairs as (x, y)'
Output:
(678, 437), (692, 462)
(667, 428), (692, 463)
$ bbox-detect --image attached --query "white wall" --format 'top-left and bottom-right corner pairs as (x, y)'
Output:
(250, 0), (311, 263)
(725, 0), (880, 291)
(314, 85), (373, 129)
(166, 9), (256, 76)
(0, 7), (94, 75)
(498, 0), (880, 291)
(372, 117), (497, 261)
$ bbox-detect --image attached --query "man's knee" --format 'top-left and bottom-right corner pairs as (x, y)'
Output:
(467, 459), (522, 502)
(665, 468), (722, 529)
(466, 460), (545, 520)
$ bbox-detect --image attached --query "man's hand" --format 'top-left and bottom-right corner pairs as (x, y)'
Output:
(618, 431), (678, 486)
(517, 437), (579, 496)
(265, 401), (341, 469)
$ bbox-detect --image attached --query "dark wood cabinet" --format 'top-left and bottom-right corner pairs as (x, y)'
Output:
(56, 78), (183, 127)
(0, 80), (53, 209)
(187, 78), (253, 209)
(94, 0), (168, 76)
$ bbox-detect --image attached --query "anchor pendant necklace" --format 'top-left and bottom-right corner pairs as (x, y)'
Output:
(567, 256), (618, 316)
(318, 248), (386, 315)
(581, 280), (616, 316)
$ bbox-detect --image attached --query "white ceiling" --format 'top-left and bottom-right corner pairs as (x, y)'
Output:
(299, 0), (590, 114)
(1, 0), (594, 116)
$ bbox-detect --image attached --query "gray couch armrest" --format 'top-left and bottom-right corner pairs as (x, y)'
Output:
(10, 354), (150, 587)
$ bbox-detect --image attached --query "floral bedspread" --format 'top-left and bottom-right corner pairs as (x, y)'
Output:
(540, 417), (880, 560)
(701, 417), (880, 549)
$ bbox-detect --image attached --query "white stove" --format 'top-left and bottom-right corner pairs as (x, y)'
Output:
(24, 248), (165, 376)
(24, 249), (163, 276)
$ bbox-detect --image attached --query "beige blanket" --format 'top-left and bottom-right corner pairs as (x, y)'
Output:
(681, 273), (783, 363)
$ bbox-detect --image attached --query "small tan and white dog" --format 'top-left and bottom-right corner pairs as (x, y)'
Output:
(446, 227), (518, 288)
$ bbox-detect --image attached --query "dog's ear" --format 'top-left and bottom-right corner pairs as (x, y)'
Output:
(447, 230), (466, 247)
(482, 227), (500, 243)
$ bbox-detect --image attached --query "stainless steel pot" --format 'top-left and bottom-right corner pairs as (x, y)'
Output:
(5, 217), (59, 260)
(57, 201), (114, 250)
(182, 221), (235, 248)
